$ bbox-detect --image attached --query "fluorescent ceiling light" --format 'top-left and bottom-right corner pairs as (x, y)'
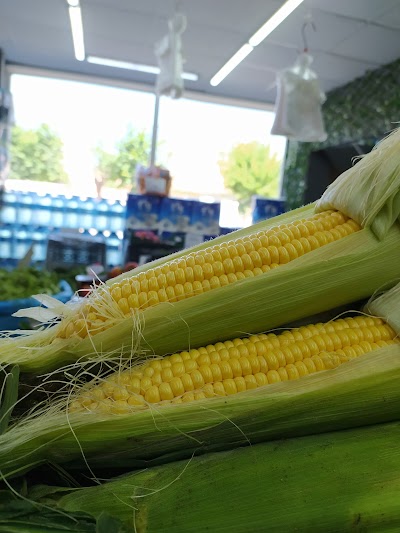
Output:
(87, 55), (199, 81)
(68, 3), (85, 61)
(210, 0), (304, 86)
(249, 0), (305, 46)
(210, 44), (253, 87)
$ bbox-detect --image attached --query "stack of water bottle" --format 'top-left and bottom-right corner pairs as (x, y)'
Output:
(0, 190), (286, 269)
(0, 190), (126, 268)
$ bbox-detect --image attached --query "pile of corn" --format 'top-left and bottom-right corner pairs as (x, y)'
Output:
(2, 129), (400, 531)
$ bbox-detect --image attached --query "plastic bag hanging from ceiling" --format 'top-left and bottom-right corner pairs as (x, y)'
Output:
(271, 52), (327, 142)
(155, 13), (187, 99)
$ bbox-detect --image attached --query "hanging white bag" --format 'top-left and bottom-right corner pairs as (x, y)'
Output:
(271, 51), (327, 142)
(155, 13), (187, 99)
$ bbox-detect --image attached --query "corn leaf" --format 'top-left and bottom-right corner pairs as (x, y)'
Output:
(57, 420), (400, 533)
(0, 366), (20, 435)
(1, 345), (400, 479)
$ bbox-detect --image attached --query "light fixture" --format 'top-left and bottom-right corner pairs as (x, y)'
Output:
(87, 55), (199, 81)
(67, 0), (85, 61)
(210, 44), (253, 87)
(210, 0), (304, 86)
(248, 0), (305, 46)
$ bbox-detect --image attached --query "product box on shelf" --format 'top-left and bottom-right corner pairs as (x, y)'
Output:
(251, 197), (286, 224)
(125, 194), (162, 231)
(135, 165), (172, 197)
(189, 201), (220, 235)
(159, 197), (193, 233)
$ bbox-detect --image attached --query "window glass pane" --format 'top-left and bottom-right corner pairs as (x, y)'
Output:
(9, 73), (286, 229)
(157, 97), (286, 227)
(9, 73), (155, 198)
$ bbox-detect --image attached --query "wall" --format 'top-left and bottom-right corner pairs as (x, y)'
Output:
(283, 57), (400, 210)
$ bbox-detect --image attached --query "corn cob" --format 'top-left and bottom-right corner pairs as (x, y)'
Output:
(2, 128), (400, 374)
(2, 279), (400, 480)
(59, 210), (359, 339)
(4, 206), (400, 374)
(56, 421), (400, 533)
(69, 315), (398, 414)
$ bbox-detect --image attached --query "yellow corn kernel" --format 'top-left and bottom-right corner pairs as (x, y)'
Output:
(72, 284), (400, 413)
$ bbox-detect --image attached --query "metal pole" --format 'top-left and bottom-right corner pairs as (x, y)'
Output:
(150, 93), (160, 167)
(0, 48), (5, 88)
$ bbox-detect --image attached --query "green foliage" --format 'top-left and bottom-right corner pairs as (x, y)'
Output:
(10, 124), (68, 183)
(0, 489), (97, 532)
(219, 142), (281, 212)
(0, 267), (60, 301)
(95, 128), (150, 189)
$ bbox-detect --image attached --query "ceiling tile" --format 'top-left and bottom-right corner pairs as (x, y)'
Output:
(0, 0), (66, 27)
(0, 0), (399, 105)
(268, 4), (366, 53)
(311, 51), (378, 82)
(305, 0), (399, 22)
(377, 5), (400, 30)
(182, 0), (284, 35)
(333, 25), (400, 64)
(248, 43), (299, 72)
(84, 3), (166, 49)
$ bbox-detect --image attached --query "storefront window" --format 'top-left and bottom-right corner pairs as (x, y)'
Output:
(8, 72), (286, 227)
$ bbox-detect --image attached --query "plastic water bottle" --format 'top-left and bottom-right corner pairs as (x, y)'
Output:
(109, 200), (126, 232)
(1, 191), (18, 224)
(37, 194), (52, 226)
(0, 225), (12, 259)
(18, 192), (33, 225)
(107, 232), (122, 267)
(80, 197), (95, 230)
(51, 196), (65, 228)
(14, 227), (29, 260)
(65, 196), (80, 228)
(32, 227), (48, 262)
(95, 199), (109, 232)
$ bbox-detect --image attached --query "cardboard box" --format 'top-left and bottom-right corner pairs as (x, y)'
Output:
(125, 194), (162, 230)
(190, 201), (221, 235)
(159, 198), (193, 233)
(252, 197), (286, 224)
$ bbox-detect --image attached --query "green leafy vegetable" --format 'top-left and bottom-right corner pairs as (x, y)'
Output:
(0, 268), (60, 301)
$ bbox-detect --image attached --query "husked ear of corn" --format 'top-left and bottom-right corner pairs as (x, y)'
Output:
(2, 128), (400, 374)
(55, 421), (400, 533)
(69, 315), (398, 414)
(2, 287), (400, 480)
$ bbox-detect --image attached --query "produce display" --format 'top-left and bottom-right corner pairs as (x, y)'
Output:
(0, 267), (60, 301)
(1, 129), (400, 531)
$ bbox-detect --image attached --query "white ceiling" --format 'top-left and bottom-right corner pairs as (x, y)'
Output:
(0, 0), (399, 104)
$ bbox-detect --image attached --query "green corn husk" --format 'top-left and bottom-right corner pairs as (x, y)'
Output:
(366, 281), (400, 335)
(2, 127), (400, 375)
(53, 420), (400, 532)
(2, 343), (400, 480)
(316, 127), (400, 240)
(0, 494), (98, 533)
(3, 213), (400, 374)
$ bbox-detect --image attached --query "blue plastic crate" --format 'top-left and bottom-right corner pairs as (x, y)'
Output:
(0, 280), (73, 330)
